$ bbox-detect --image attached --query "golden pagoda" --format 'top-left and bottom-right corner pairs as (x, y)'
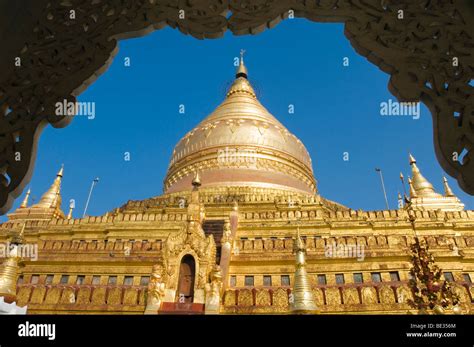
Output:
(406, 155), (464, 212)
(7, 166), (65, 222)
(0, 57), (473, 315)
(164, 51), (316, 195)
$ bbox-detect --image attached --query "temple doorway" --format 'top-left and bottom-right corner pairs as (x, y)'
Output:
(176, 255), (195, 303)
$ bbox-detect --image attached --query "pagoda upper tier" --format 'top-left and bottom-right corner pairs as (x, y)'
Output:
(163, 54), (316, 195)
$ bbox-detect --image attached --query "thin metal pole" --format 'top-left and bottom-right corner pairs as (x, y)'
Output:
(375, 168), (390, 210)
(83, 177), (99, 218)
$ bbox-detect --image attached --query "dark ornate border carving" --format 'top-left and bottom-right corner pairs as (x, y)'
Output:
(0, 0), (473, 214)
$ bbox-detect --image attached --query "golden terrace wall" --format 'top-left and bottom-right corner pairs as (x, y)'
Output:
(15, 283), (147, 314)
(221, 283), (473, 314)
(1, 201), (474, 314)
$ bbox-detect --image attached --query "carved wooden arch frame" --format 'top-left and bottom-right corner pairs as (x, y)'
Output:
(1, 0), (473, 214)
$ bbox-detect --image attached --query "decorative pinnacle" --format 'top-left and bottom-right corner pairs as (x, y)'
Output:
(443, 177), (455, 197)
(240, 49), (245, 60)
(408, 153), (439, 198)
(408, 177), (417, 198)
(236, 49), (248, 79)
(34, 165), (64, 208)
(67, 204), (74, 220)
(57, 164), (64, 177)
(20, 188), (31, 208)
(292, 227), (317, 313)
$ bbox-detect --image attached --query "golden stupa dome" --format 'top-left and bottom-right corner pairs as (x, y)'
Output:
(164, 55), (316, 195)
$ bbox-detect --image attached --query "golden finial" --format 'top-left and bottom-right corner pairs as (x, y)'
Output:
(406, 156), (464, 211)
(34, 165), (64, 208)
(408, 154), (439, 198)
(236, 49), (248, 79)
(408, 177), (417, 198)
(67, 201), (74, 220)
(20, 188), (31, 208)
(226, 50), (257, 98)
(443, 177), (455, 197)
(291, 228), (318, 313)
(57, 164), (64, 177)
(399, 172), (409, 200)
(192, 171), (201, 188)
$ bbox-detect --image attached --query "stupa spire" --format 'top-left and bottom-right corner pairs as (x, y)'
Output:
(405, 155), (464, 211)
(291, 229), (318, 313)
(67, 204), (74, 220)
(408, 177), (418, 198)
(408, 154), (439, 198)
(34, 165), (64, 208)
(226, 51), (256, 99)
(20, 188), (30, 208)
(236, 49), (248, 79)
(443, 177), (455, 197)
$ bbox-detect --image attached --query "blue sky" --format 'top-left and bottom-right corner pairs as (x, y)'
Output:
(4, 19), (472, 220)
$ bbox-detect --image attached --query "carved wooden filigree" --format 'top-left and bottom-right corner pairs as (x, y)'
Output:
(0, 0), (473, 214)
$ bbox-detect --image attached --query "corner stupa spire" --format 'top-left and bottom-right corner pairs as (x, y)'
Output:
(20, 189), (30, 208)
(408, 154), (439, 198)
(6, 166), (66, 221)
(408, 177), (418, 199)
(291, 228), (318, 313)
(443, 177), (455, 197)
(34, 165), (63, 209)
(405, 154), (464, 211)
(67, 202), (74, 220)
